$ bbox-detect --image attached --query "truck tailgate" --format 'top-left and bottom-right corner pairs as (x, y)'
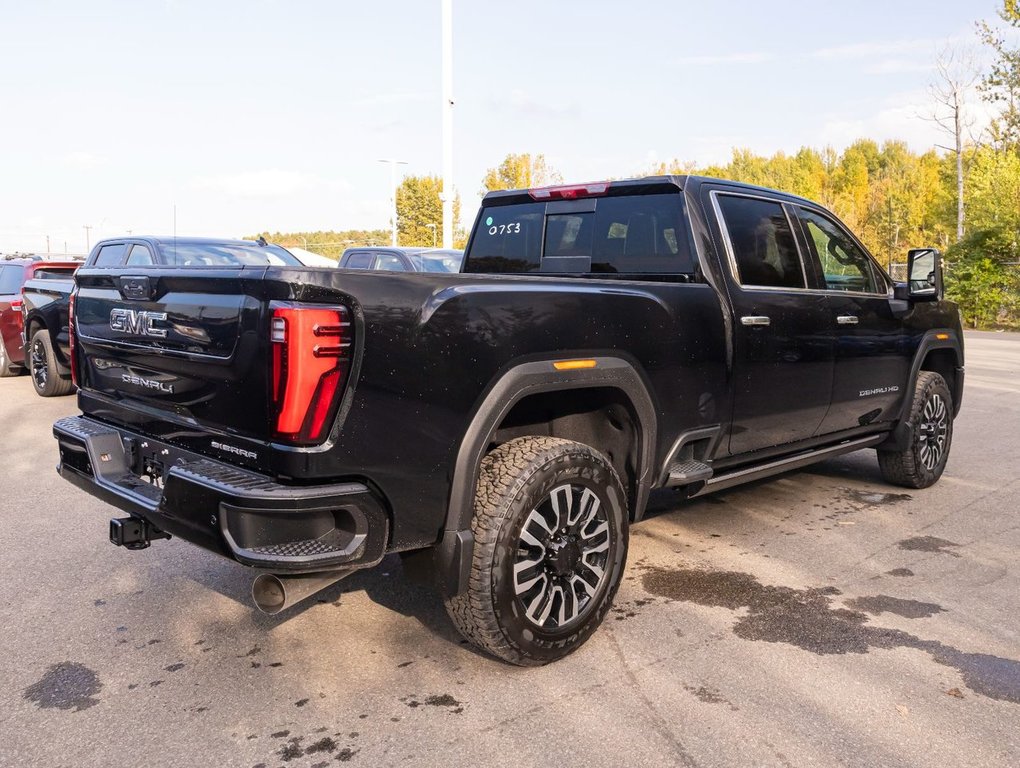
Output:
(74, 267), (272, 440)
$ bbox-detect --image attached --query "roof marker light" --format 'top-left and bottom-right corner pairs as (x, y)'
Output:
(529, 182), (611, 201)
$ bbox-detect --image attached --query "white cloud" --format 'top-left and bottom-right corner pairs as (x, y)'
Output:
(676, 52), (772, 66)
(817, 88), (995, 153)
(504, 88), (577, 119)
(865, 59), (936, 76)
(193, 169), (330, 198)
(811, 39), (940, 60)
(62, 151), (107, 170)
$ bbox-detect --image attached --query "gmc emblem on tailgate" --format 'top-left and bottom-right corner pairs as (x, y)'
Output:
(110, 308), (168, 338)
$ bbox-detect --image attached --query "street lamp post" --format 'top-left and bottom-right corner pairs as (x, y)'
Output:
(378, 158), (408, 246)
(441, 0), (454, 249)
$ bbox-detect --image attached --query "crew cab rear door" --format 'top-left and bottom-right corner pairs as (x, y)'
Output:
(705, 187), (835, 455)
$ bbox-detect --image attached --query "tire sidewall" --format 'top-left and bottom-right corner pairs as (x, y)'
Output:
(489, 447), (627, 664)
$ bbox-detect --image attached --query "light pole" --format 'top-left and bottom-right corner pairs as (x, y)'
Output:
(83, 225), (92, 251)
(441, 0), (454, 249)
(378, 158), (408, 246)
(426, 223), (437, 247)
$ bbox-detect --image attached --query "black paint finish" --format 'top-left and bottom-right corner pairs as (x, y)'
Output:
(55, 176), (964, 572)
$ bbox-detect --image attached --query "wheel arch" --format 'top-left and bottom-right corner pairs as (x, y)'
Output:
(880, 329), (963, 452)
(436, 356), (657, 597)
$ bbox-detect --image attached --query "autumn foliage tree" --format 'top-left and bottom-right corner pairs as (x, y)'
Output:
(481, 153), (561, 194)
(394, 174), (462, 247)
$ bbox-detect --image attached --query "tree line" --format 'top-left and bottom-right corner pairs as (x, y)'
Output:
(261, 2), (1019, 328)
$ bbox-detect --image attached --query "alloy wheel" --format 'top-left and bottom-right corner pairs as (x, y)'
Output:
(31, 338), (48, 389)
(513, 483), (612, 630)
(917, 392), (948, 471)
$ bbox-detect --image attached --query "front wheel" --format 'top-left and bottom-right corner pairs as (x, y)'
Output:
(878, 371), (953, 489)
(444, 436), (628, 666)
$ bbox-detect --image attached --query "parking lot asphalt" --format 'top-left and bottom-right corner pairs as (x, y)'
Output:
(1, 330), (1018, 768)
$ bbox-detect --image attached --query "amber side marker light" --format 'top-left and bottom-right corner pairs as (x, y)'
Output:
(553, 359), (597, 371)
(936, 333), (950, 340)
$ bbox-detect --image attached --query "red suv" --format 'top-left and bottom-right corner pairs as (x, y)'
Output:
(0, 258), (80, 377)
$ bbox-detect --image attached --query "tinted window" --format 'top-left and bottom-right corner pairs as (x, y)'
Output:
(467, 203), (545, 273)
(0, 265), (24, 294)
(93, 243), (127, 267)
(797, 208), (881, 293)
(344, 253), (374, 269)
(716, 195), (805, 289)
(33, 267), (77, 279)
(374, 254), (406, 271)
(417, 254), (462, 272)
(157, 242), (300, 267)
(126, 244), (154, 266)
(465, 193), (693, 276)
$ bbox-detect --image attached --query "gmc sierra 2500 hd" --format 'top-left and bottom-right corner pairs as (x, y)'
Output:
(53, 176), (963, 665)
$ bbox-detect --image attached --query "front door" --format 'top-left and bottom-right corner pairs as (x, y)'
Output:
(792, 205), (909, 434)
(708, 189), (835, 456)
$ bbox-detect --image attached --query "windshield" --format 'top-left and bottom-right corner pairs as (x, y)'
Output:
(156, 242), (301, 267)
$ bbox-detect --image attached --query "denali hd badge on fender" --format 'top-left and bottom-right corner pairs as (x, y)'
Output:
(110, 307), (168, 338)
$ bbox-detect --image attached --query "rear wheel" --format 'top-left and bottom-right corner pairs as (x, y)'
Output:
(30, 330), (74, 397)
(0, 340), (21, 377)
(444, 436), (628, 666)
(878, 371), (953, 489)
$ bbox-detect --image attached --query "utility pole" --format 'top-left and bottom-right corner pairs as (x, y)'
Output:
(441, 0), (454, 248)
(378, 159), (408, 246)
(45, 235), (50, 253)
(83, 225), (92, 251)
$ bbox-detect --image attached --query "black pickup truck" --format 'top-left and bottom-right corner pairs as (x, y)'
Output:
(53, 176), (963, 665)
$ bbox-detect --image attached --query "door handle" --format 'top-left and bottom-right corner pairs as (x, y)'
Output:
(740, 315), (771, 326)
(836, 315), (859, 325)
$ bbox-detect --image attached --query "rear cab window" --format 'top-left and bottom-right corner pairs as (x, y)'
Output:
(342, 253), (375, 269)
(714, 194), (806, 290)
(93, 243), (128, 267)
(464, 191), (695, 279)
(32, 267), (78, 279)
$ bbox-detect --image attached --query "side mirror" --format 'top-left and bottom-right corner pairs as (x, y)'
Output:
(906, 247), (942, 301)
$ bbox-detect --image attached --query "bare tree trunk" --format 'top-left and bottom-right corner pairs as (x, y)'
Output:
(955, 104), (965, 242)
(926, 45), (977, 244)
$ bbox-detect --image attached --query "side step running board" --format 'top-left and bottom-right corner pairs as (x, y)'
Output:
(692, 434), (885, 496)
(665, 459), (713, 487)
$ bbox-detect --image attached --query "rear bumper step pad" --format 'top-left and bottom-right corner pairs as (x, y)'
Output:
(53, 416), (388, 572)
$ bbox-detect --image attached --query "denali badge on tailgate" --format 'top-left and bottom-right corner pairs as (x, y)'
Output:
(110, 308), (168, 338)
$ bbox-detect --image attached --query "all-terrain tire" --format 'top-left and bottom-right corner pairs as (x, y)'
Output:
(444, 436), (628, 666)
(29, 330), (74, 397)
(877, 371), (953, 489)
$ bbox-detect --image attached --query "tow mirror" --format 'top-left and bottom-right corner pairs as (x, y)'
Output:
(906, 248), (942, 301)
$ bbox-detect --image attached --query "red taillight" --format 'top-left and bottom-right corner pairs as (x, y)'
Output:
(269, 304), (352, 444)
(528, 182), (611, 200)
(11, 298), (22, 312)
(68, 291), (78, 387)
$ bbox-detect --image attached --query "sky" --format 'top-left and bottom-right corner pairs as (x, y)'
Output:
(0, 0), (1007, 254)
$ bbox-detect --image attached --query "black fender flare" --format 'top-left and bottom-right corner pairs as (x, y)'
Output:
(880, 329), (964, 452)
(436, 356), (657, 597)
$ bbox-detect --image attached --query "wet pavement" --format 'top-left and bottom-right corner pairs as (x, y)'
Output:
(1, 331), (1018, 767)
